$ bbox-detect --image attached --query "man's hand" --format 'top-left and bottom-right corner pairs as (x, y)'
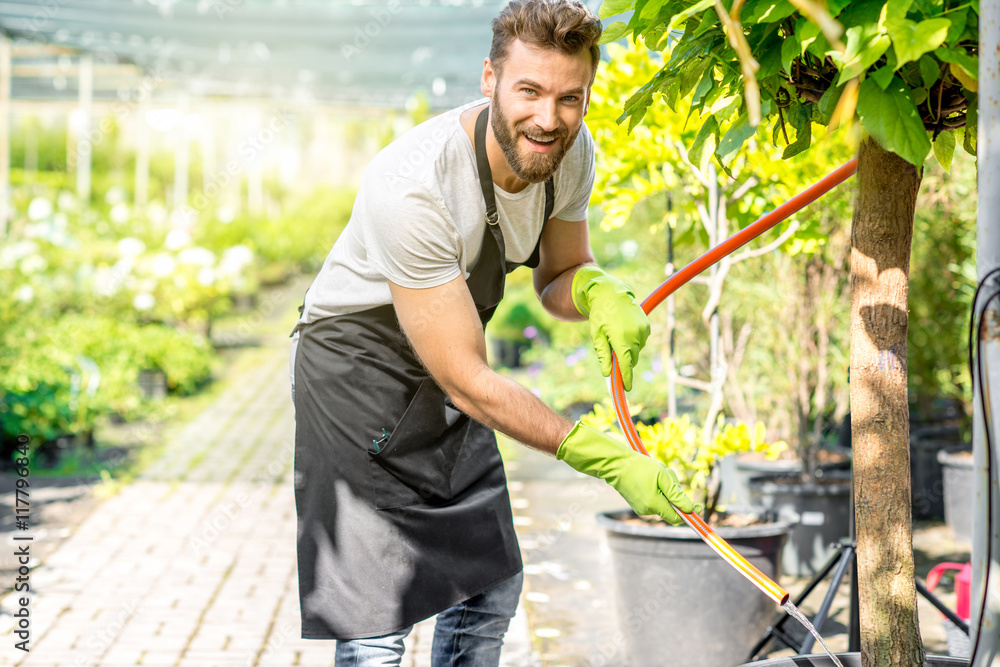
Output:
(556, 422), (700, 525)
(571, 265), (650, 391)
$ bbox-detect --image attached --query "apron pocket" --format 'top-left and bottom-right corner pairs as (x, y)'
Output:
(368, 378), (470, 509)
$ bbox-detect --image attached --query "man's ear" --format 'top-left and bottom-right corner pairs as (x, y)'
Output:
(481, 57), (497, 98)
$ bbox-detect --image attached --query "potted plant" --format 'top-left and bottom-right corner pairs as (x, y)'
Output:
(585, 404), (793, 667)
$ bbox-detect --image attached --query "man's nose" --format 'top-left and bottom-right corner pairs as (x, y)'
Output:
(534, 99), (559, 133)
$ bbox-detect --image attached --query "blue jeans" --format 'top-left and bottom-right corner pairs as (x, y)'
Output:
(334, 570), (523, 667)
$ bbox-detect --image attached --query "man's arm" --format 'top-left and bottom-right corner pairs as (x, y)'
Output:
(532, 216), (594, 321)
(388, 273), (697, 525)
(388, 276), (572, 455)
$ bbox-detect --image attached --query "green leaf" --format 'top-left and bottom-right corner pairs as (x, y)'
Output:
(599, 0), (635, 19)
(871, 66), (895, 90)
(743, 0), (796, 24)
(599, 21), (631, 45)
(885, 0), (914, 29)
(935, 46), (978, 81)
(756, 39), (784, 80)
(691, 66), (716, 108)
(918, 55), (941, 88)
(890, 18), (951, 69)
(689, 115), (719, 173)
(835, 24), (891, 85)
(782, 101), (812, 158)
(857, 75), (932, 167)
(816, 83), (844, 125)
(716, 113), (755, 166)
(963, 100), (977, 155)
(780, 36), (799, 74)
(945, 7), (969, 43)
(933, 131), (955, 172)
(640, 0), (669, 21)
(666, 0), (715, 30)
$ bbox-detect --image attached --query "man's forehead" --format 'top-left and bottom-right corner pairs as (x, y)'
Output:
(499, 40), (594, 86)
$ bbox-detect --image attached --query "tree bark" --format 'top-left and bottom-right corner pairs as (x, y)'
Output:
(850, 137), (924, 667)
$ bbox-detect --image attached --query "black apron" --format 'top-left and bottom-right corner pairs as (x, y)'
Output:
(292, 106), (555, 640)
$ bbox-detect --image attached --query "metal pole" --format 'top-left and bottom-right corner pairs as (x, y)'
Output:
(1, 33), (11, 238)
(76, 53), (92, 204)
(972, 0), (1000, 661)
(134, 93), (150, 208)
(173, 92), (189, 212)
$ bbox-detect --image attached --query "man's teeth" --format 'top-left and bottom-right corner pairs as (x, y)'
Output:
(526, 134), (556, 144)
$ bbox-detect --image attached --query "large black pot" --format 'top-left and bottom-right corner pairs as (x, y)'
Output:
(737, 653), (966, 666)
(597, 510), (791, 667)
(938, 448), (975, 543)
(748, 472), (852, 577)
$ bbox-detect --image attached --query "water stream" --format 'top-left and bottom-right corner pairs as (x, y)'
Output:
(781, 600), (845, 667)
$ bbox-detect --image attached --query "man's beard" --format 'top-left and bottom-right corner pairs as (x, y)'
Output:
(491, 90), (580, 185)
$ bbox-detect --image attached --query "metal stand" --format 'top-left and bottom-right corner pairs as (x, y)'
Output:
(747, 538), (861, 661)
(748, 539), (972, 662)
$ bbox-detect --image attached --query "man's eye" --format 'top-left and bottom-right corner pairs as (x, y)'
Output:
(521, 88), (537, 95)
(563, 96), (579, 103)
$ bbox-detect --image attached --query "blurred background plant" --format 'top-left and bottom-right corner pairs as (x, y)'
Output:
(581, 401), (787, 521)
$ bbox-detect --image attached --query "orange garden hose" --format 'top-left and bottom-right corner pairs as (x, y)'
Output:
(608, 158), (859, 607)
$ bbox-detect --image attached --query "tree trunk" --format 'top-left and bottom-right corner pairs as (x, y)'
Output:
(850, 137), (924, 666)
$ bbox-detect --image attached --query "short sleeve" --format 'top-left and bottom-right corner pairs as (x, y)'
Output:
(551, 123), (595, 222)
(362, 175), (463, 289)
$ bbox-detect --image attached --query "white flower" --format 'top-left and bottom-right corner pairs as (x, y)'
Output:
(110, 202), (131, 225)
(165, 229), (192, 250)
(219, 245), (253, 275)
(0, 241), (40, 269)
(149, 253), (176, 278)
(148, 203), (168, 226)
(57, 191), (77, 212)
(216, 206), (235, 223)
(20, 255), (48, 274)
(105, 186), (127, 206)
(27, 197), (54, 221)
(178, 246), (216, 266)
(117, 237), (146, 258)
(14, 285), (34, 303)
(197, 266), (215, 286)
(133, 292), (156, 311)
(94, 267), (122, 297)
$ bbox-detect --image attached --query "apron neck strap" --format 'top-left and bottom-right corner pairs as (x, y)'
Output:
(474, 107), (499, 226)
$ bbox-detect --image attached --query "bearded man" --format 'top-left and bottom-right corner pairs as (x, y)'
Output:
(289, 1), (695, 664)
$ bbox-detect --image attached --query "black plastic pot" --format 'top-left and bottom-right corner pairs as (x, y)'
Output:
(909, 426), (966, 520)
(938, 448), (975, 543)
(736, 653), (965, 666)
(748, 472), (852, 577)
(597, 510), (791, 667)
(719, 454), (803, 506)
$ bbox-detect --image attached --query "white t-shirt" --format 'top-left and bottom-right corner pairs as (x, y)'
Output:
(298, 98), (596, 324)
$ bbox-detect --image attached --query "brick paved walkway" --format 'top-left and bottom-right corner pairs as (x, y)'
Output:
(0, 334), (535, 667)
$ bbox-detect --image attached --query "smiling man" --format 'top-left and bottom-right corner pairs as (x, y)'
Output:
(289, 1), (696, 665)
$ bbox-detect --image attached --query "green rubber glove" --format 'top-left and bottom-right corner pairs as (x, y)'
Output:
(571, 265), (650, 391)
(556, 422), (700, 526)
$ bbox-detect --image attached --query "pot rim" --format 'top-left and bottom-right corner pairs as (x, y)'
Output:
(747, 471), (852, 495)
(937, 447), (975, 467)
(596, 509), (793, 540)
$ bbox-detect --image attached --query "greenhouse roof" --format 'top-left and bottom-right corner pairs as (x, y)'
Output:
(0, 0), (611, 109)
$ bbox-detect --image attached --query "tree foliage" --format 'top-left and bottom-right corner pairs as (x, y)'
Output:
(599, 0), (979, 170)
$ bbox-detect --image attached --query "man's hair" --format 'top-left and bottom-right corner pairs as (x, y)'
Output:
(490, 0), (603, 81)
